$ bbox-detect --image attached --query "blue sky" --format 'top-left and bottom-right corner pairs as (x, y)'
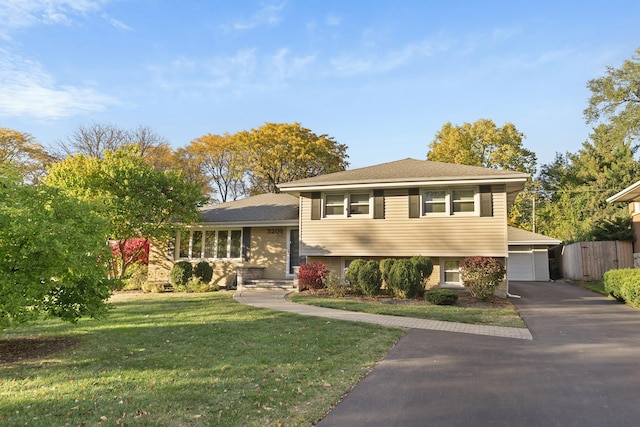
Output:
(1, 1), (640, 171)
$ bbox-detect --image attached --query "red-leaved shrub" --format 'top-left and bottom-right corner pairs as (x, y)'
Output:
(298, 262), (329, 290)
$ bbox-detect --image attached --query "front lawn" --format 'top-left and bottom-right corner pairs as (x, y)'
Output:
(289, 291), (526, 328)
(0, 292), (403, 426)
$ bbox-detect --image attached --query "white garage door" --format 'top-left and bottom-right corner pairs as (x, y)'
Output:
(508, 252), (534, 281)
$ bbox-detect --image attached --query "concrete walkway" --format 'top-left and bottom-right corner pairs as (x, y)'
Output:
(232, 290), (532, 340)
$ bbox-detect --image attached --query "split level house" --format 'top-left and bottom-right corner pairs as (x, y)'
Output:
(608, 179), (640, 267)
(148, 158), (561, 296)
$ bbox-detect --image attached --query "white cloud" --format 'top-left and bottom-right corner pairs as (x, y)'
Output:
(329, 37), (451, 77)
(0, 1), (127, 37)
(223, 2), (286, 32)
(0, 49), (118, 119)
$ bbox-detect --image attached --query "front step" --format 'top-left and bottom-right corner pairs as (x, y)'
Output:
(239, 279), (296, 291)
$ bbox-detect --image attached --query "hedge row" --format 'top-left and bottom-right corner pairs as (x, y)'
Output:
(603, 268), (640, 307)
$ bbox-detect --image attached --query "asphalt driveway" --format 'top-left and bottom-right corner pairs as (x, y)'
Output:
(318, 281), (640, 427)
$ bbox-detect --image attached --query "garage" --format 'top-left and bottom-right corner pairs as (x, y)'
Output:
(508, 227), (561, 282)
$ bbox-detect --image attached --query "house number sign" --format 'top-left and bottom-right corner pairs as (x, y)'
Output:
(267, 228), (283, 236)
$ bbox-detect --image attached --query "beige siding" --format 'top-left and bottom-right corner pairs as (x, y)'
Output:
(249, 227), (289, 279)
(300, 187), (508, 258)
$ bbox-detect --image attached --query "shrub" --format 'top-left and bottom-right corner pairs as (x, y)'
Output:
(410, 256), (433, 283)
(298, 262), (329, 290)
(388, 259), (421, 299)
(169, 261), (193, 290)
(425, 289), (459, 306)
(193, 261), (213, 283)
(380, 258), (396, 288)
(122, 263), (148, 290)
(358, 260), (382, 297)
(604, 268), (640, 305)
(460, 257), (505, 300)
(325, 273), (348, 297)
(345, 259), (368, 294)
(141, 282), (165, 293)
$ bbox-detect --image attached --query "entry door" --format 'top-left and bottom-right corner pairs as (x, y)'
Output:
(289, 229), (300, 274)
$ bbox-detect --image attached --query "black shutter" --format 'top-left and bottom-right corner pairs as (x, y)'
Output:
(408, 188), (420, 218)
(479, 185), (493, 217)
(373, 190), (384, 219)
(311, 192), (321, 220)
(242, 227), (251, 261)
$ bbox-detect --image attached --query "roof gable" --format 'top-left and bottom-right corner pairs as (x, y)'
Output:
(199, 193), (298, 224)
(508, 226), (561, 246)
(278, 158), (529, 191)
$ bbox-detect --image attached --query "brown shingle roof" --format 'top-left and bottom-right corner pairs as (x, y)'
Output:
(199, 193), (298, 223)
(278, 158), (529, 189)
(508, 226), (561, 246)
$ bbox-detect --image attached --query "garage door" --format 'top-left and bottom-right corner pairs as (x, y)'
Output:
(508, 252), (534, 281)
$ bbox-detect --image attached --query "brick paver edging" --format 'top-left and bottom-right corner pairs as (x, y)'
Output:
(233, 290), (533, 340)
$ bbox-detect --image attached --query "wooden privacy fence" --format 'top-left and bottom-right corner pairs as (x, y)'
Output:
(561, 241), (633, 281)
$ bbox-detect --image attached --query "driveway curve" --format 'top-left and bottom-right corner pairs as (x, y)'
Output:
(318, 281), (640, 427)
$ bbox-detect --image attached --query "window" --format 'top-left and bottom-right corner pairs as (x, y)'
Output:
(177, 229), (242, 260)
(325, 194), (345, 216)
(423, 191), (446, 214)
(324, 192), (371, 217)
(422, 188), (477, 216)
(443, 259), (462, 285)
(349, 193), (370, 215)
(452, 189), (475, 213)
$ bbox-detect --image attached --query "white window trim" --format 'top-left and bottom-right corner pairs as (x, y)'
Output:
(176, 229), (243, 261)
(323, 192), (372, 218)
(422, 187), (479, 217)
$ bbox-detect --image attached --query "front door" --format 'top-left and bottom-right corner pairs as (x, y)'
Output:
(289, 229), (300, 275)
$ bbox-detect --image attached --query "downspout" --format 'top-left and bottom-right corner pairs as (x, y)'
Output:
(506, 258), (522, 298)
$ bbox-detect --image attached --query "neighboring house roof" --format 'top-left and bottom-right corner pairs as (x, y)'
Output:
(279, 158), (529, 191)
(198, 193), (299, 225)
(607, 180), (640, 203)
(508, 226), (562, 246)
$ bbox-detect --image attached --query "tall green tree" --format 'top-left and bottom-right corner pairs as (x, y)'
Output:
(234, 122), (349, 194)
(45, 145), (205, 278)
(0, 164), (112, 325)
(536, 124), (640, 242)
(584, 47), (640, 146)
(427, 119), (537, 229)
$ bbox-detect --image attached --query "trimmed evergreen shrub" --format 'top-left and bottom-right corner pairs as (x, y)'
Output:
(358, 260), (382, 297)
(194, 261), (213, 283)
(604, 268), (640, 305)
(298, 262), (328, 290)
(388, 259), (421, 299)
(169, 261), (193, 289)
(380, 258), (396, 288)
(345, 259), (367, 294)
(425, 289), (459, 306)
(460, 256), (505, 300)
(410, 256), (433, 283)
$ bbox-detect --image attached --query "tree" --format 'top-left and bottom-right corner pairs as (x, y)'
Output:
(585, 47), (640, 146)
(180, 133), (246, 202)
(234, 122), (349, 194)
(56, 122), (174, 169)
(427, 119), (536, 173)
(0, 127), (54, 184)
(45, 145), (205, 279)
(427, 119), (537, 229)
(0, 164), (112, 325)
(536, 124), (640, 242)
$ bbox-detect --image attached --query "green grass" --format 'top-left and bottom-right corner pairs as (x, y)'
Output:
(289, 295), (526, 328)
(1, 292), (403, 426)
(568, 280), (607, 296)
